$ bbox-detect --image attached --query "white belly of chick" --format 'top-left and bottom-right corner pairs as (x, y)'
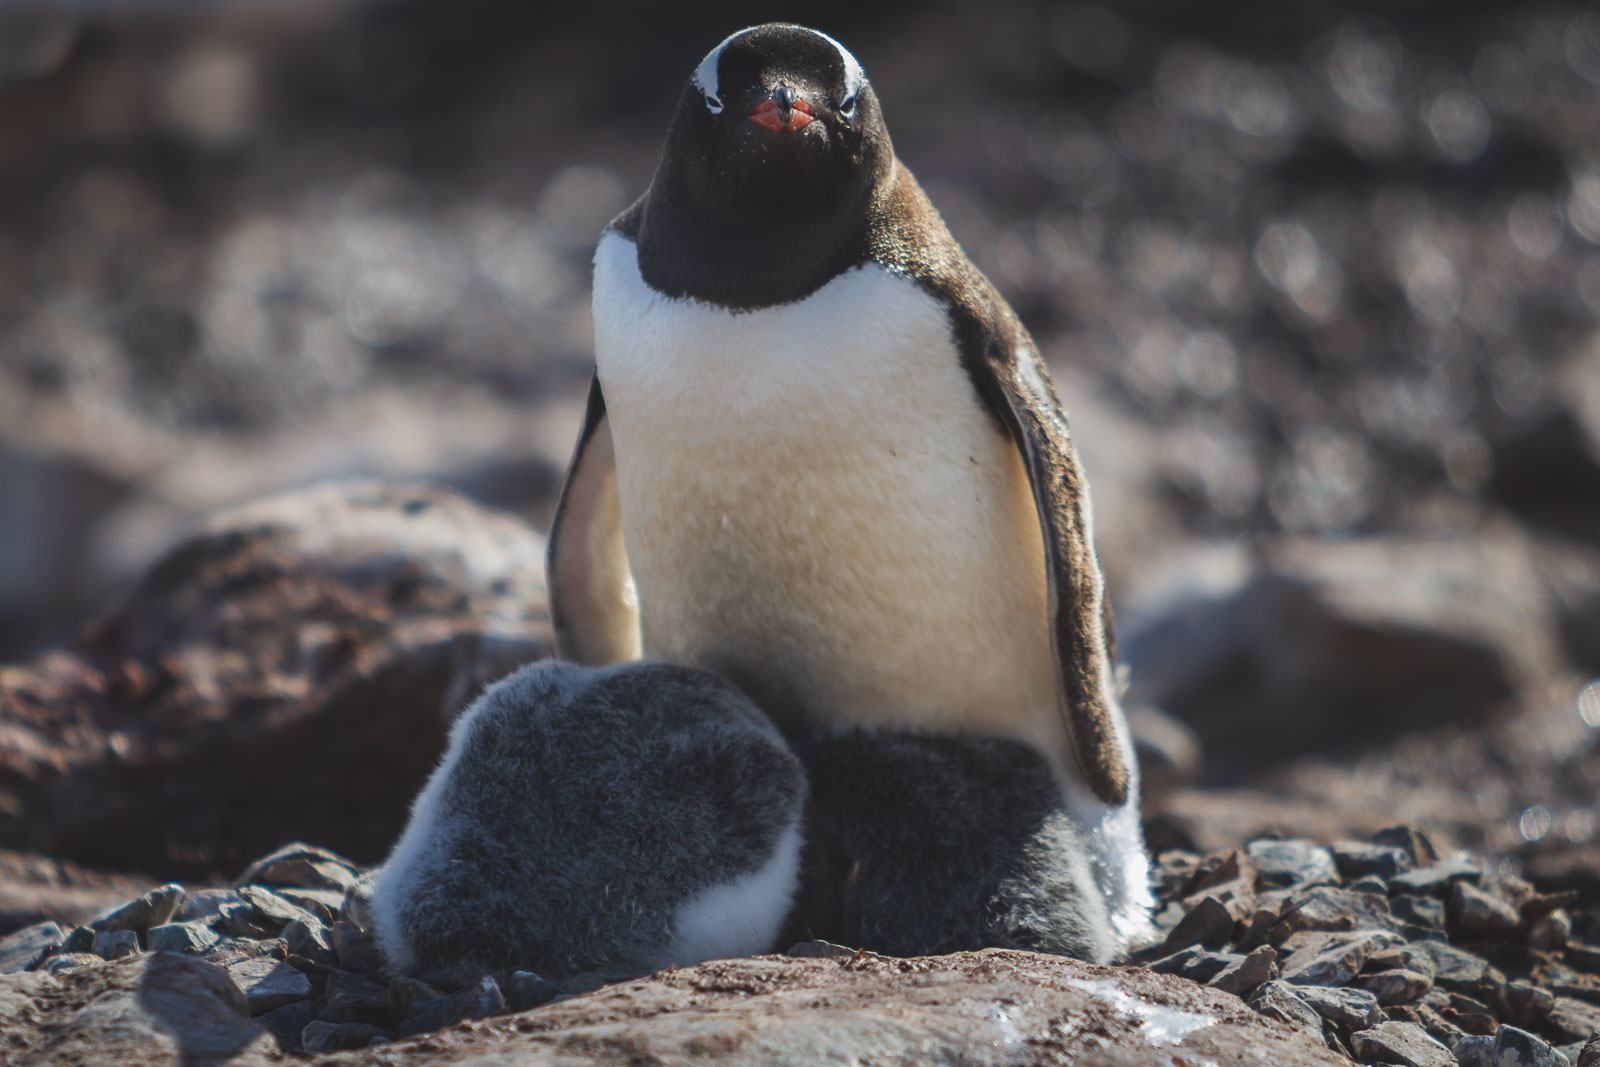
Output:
(592, 232), (1058, 743)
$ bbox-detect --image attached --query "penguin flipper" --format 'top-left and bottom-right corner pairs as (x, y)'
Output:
(546, 375), (642, 665)
(960, 307), (1131, 808)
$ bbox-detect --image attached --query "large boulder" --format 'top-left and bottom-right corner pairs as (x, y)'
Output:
(1122, 534), (1564, 777)
(0, 481), (553, 880)
(312, 949), (1346, 1067)
(0, 953), (278, 1067)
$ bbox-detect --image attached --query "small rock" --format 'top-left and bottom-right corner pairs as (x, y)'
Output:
(1504, 980), (1556, 1026)
(60, 925), (94, 954)
(176, 888), (246, 922)
(283, 919), (333, 964)
(1370, 944), (1437, 980)
(227, 956), (313, 1015)
(258, 999), (319, 1052)
(235, 843), (361, 892)
(397, 975), (508, 1037)
(1350, 1020), (1458, 1067)
(1160, 895), (1236, 953)
(38, 952), (101, 975)
(329, 920), (386, 975)
(1248, 839), (1339, 888)
(274, 887), (346, 924)
(1335, 842), (1415, 881)
(1270, 885), (1400, 938)
(323, 970), (392, 1024)
(146, 920), (221, 955)
(1579, 1032), (1600, 1067)
(89, 883), (185, 935)
(237, 885), (319, 930)
(1209, 945), (1277, 997)
(1452, 882), (1523, 938)
(1373, 826), (1441, 867)
(1280, 930), (1401, 986)
(1294, 983), (1384, 1030)
(202, 936), (287, 968)
(1447, 1032), (1496, 1067)
(505, 970), (562, 1012)
(92, 928), (140, 960)
(1392, 856), (1482, 897)
(0, 919), (64, 972)
(218, 902), (282, 939)
(1360, 968), (1434, 1005)
(1546, 996), (1600, 1044)
(1494, 1024), (1570, 1067)
(1394, 894), (1448, 930)
(786, 940), (860, 959)
(1409, 939), (1500, 992)
(301, 1020), (388, 1051)
(1249, 980), (1324, 1032)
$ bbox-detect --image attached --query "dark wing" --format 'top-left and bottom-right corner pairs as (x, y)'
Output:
(867, 169), (1131, 806)
(545, 375), (642, 665)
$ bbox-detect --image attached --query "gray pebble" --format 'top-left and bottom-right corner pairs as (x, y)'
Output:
(505, 971), (562, 1012)
(1279, 930), (1400, 986)
(92, 929), (140, 960)
(177, 888), (245, 922)
(323, 971), (392, 1024)
(1293, 983), (1384, 1030)
(234, 843), (360, 893)
(1359, 968), (1433, 1005)
(329, 920), (386, 975)
(1, 920), (64, 973)
(1372, 827), (1440, 868)
(1494, 1024), (1570, 1067)
(283, 919), (333, 965)
(1447, 1032), (1496, 1067)
(274, 887), (345, 924)
(1247, 839), (1339, 888)
(90, 883), (185, 935)
(1391, 856), (1481, 897)
(218, 902), (282, 939)
(146, 921), (221, 955)
(257, 1000), (320, 1052)
(1451, 882), (1521, 938)
(1334, 841), (1414, 881)
(60, 926), (95, 954)
(1209, 944), (1277, 998)
(227, 956), (313, 1015)
(237, 885), (320, 930)
(1394, 894), (1447, 930)
(1350, 1020), (1457, 1067)
(1248, 980), (1323, 1032)
(397, 976), (507, 1036)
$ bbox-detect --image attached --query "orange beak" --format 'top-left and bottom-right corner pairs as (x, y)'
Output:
(749, 92), (814, 133)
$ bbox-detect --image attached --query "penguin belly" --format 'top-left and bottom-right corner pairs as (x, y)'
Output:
(593, 232), (1058, 749)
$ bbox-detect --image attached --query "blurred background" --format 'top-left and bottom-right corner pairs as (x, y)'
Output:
(2, 0), (1599, 874)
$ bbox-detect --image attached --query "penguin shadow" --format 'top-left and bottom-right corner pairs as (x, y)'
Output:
(366, 658), (1114, 991)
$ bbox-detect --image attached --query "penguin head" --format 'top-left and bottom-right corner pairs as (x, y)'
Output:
(666, 24), (891, 226)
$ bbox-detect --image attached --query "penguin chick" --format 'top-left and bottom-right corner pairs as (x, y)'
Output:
(369, 659), (806, 988)
(798, 731), (1117, 963)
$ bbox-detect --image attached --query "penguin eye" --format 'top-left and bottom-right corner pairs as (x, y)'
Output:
(839, 93), (858, 120)
(704, 92), (724, 115)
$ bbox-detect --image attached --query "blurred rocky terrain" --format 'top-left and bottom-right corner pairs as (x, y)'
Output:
(2, 0), (1600, 1062)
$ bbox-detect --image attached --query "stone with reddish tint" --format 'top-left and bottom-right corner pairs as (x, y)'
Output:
(1350, 1020), (1456, 1067)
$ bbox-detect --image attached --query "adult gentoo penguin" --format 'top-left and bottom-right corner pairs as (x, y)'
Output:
(547, 23), (1153, 956)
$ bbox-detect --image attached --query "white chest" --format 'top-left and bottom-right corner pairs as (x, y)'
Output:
(590, 232), (1056, 741)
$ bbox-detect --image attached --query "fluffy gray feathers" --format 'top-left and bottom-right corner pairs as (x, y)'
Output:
(797, 731), (1115, 964)
(370, 659), (807, 987)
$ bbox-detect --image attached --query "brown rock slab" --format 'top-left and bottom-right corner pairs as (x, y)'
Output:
(1350, 1020), (1457, 1067)
(1279, 929), (1401, 986)
(320, 950), (1349, 1067)
(0, 951), (277, 1065)
(0, 482), (554, 878)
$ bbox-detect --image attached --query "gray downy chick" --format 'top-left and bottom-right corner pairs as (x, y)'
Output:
(369, 659), (807, 987)
(796, 730), (1118, 964)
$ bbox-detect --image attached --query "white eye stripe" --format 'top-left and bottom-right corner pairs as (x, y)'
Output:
(691, 25), (867, 104)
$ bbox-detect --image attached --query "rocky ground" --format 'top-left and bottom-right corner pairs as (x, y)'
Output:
(3, 0), (1600, 1063)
